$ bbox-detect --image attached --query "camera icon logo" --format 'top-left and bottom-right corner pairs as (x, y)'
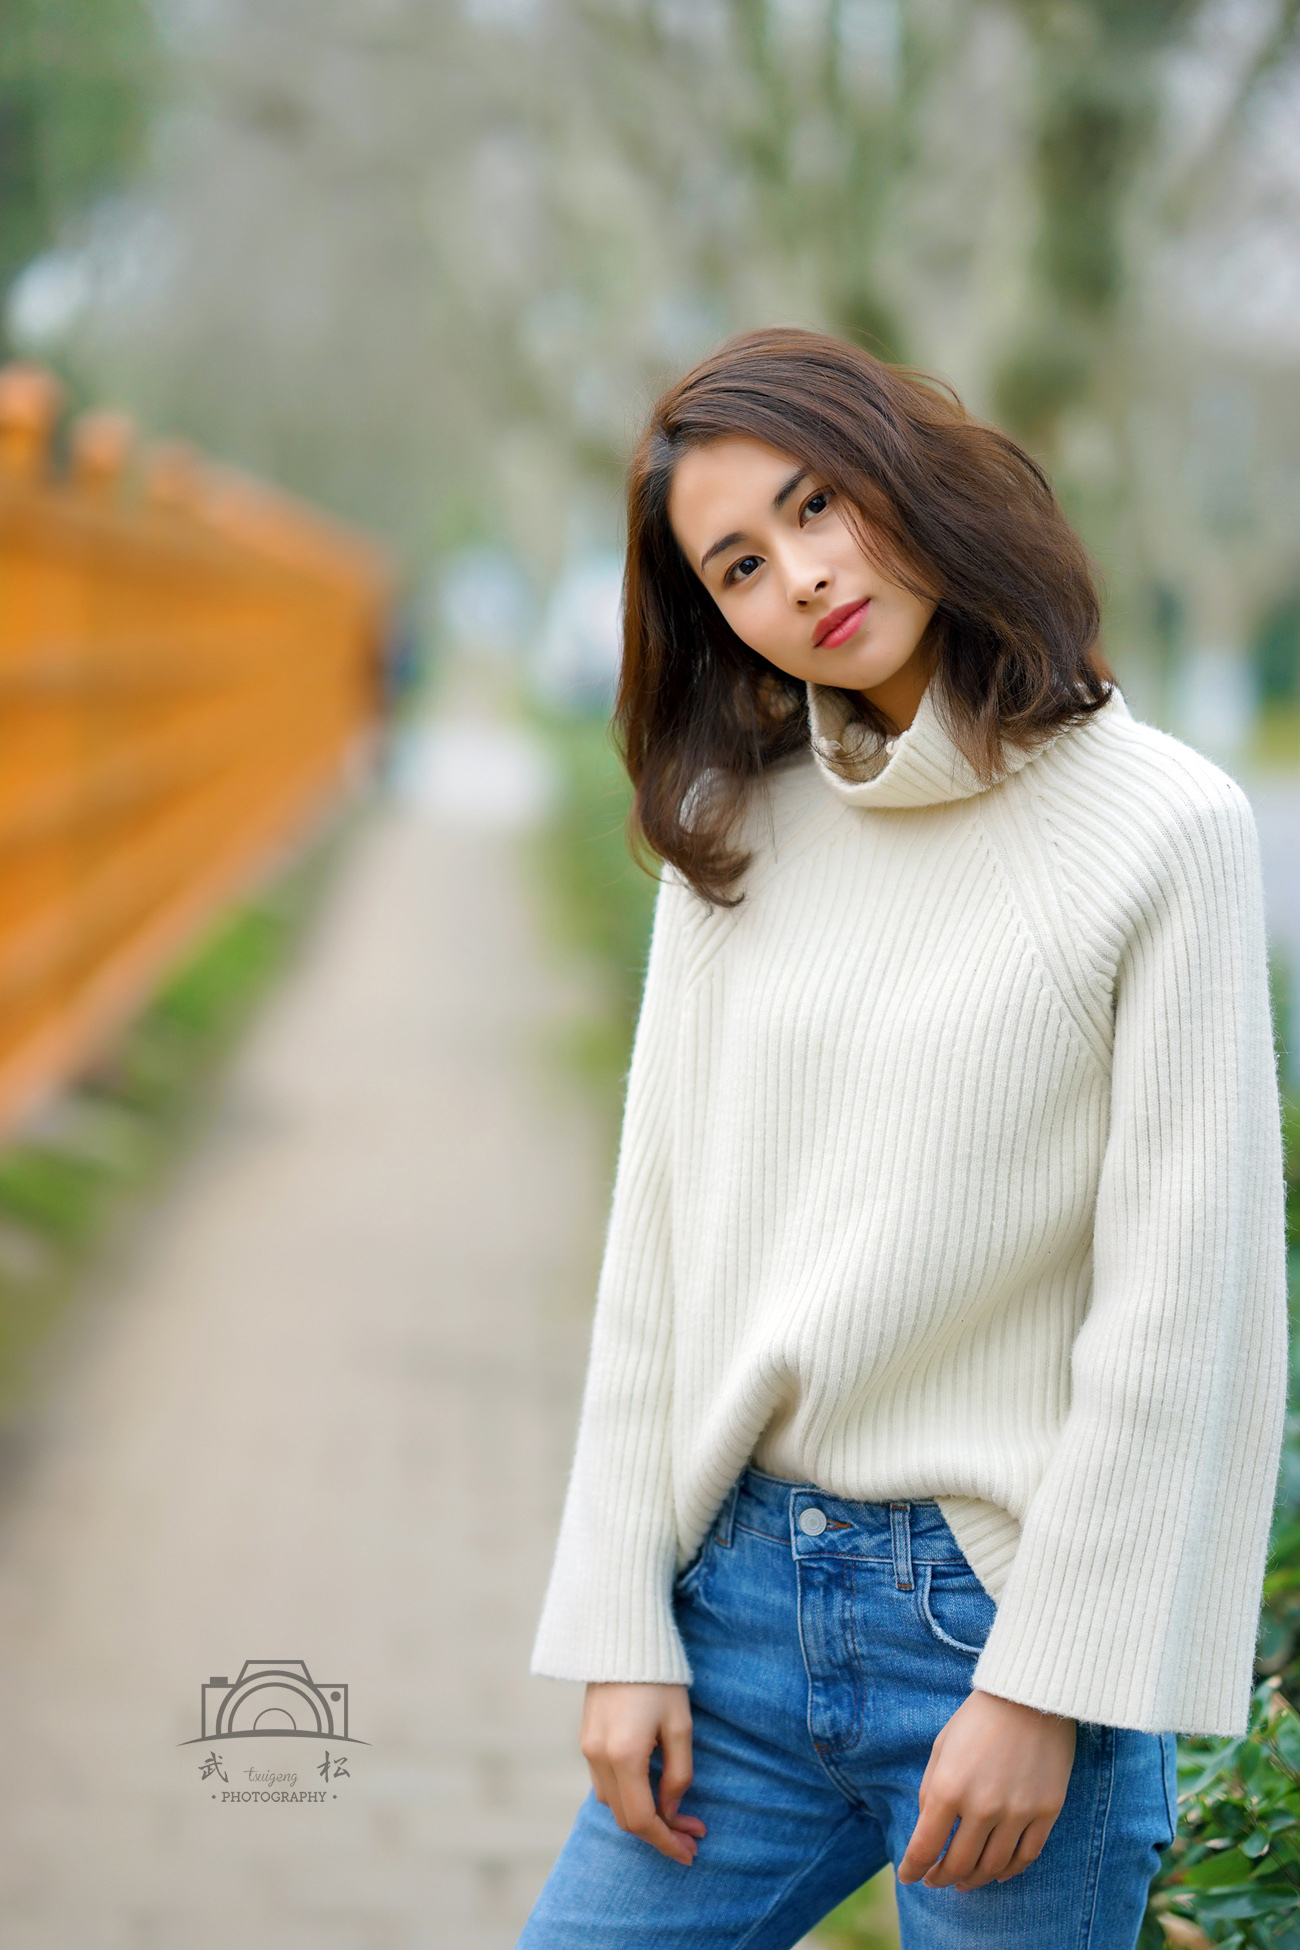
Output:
(200, 1660), (349, 1740)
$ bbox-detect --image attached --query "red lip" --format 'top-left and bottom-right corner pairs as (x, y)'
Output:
(813, 599), (870, 648)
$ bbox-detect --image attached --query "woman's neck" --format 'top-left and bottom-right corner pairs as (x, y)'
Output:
(859, 642), (931, 735)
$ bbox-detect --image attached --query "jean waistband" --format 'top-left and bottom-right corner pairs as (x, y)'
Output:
(716, 1466), (970, 1592)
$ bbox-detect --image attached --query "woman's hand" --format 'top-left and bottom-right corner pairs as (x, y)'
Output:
(580, 1682), (707, 1866)
(897, 1690), (1076, 1892)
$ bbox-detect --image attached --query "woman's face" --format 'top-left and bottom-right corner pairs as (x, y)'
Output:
(667, 435), (937, 711)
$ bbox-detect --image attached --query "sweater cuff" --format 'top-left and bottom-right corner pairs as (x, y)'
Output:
(970, 1558), (1253, 1736)
(530, 1532), (693, 1685)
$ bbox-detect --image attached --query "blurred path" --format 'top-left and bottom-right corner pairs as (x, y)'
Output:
(0, 726), (602, 1949)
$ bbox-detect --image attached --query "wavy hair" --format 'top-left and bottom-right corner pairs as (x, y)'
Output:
(616, 327), (1111, 905)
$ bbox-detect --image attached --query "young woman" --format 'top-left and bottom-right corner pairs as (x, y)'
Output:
(519, 328), (1288, 1950)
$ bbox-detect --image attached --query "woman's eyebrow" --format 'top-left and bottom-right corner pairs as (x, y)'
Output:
(699, 469), (810, 573)
(772, 467), (807, 510)
(700, 529), (744, 573)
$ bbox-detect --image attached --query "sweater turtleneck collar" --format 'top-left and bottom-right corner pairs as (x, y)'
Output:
(807, 679), (1055, 811)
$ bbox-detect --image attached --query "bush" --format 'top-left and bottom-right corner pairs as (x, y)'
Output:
(1143, 1683), (1300, 1948)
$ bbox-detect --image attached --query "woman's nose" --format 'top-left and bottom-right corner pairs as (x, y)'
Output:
(793, 574), (830, 609)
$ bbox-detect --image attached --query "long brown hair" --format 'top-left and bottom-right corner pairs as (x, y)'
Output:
(617, 326), (1111, 905)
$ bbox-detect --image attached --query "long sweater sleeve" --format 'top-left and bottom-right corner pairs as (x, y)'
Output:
(531, 874), (693, 1682)
(971, 775), (1288, 1732)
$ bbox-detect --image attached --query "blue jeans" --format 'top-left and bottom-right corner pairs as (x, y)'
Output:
(520, 1467), (1177, 1949)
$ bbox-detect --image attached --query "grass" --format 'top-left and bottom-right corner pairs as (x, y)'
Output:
(813, 1871), (900, 1947)
(1253, 705), (1300, 773)
(0, 823), (348, 1421)
(528, 707), (659, 1125)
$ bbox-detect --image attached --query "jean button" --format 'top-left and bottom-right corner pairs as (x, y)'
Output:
(798, 1507), (828, 1536)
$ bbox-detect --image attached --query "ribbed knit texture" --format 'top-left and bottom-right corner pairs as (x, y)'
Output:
(531, 683), (1288, 1735)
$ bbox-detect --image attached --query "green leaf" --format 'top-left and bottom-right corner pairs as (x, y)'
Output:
(1273, 1716), (1300, 1774)
(1190, 1886), (1299, 1919)
(1240, 1829), (1271, 1858)
(1181, 1742), (1246, 1798)
(1181, 1847), (1258, 1888)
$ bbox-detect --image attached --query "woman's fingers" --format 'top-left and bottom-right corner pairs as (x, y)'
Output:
(579, 1683), (703, 1866)
(899, 1690), (1075, 1892)
(587, 1756), (625, 1827)
(920, 1811), (997, 1889)
(949, 1818), (1025, 1890)
(896, 1792), (959, 1884)
(657, 1710), (696, 1824)
(996, 1815), (1054, 1882)
(950, 1810), (1053, 1891)
(609, 1748), (698, 1863)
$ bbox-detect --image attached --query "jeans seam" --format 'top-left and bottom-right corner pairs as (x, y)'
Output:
(730, 1807), (874, 1950)
(1160, 1732), (1178, 1846)
(890, 1502), (914, 1590)
(793, 1546), (872, 1809)
(732, 1520), (789, 1548)
(672, 1535), (712, 1602)
(840, 1560), (866, 1753)
(715, 1479), (742, 1547)
(1076, 1727), (1117, 1950)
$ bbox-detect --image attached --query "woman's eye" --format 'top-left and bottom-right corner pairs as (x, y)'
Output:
(725, 555), (762, 586)
(803, 490), (830, 520)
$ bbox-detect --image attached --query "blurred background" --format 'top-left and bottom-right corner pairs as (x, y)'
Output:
(0, 2), (1298, 1946)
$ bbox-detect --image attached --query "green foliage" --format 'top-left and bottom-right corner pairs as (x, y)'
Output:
(1255, 601), (1300, 709)
(1035, 82), (1149, 314)
(993, 338), (1091, 443)
(836, 288), (907, 369)
(529, 709), (658, 1117)
(0, 0), (154, 315)
(148, 907), (289, 1041)
(0, 832), (341, 1411)
(0, 1147), (110, 1247)
(587, 0), (908, 386)
(1145, 1683), (1300, 1948)
(1002, 0), (1200, 459)
(1258, 1099), (1300, 1700)
(1014, 0), (1200, 52)
(812, 1868), (899, 1948)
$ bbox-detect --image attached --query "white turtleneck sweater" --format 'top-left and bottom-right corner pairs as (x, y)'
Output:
(531, 683), (1287, 1736)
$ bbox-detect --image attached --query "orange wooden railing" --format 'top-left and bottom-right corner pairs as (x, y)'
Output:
(0, 363), (391, 1140)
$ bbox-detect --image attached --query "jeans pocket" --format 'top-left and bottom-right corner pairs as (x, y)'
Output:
(673, 1534), (712, 1603)
(918, 1562), (997, 1656)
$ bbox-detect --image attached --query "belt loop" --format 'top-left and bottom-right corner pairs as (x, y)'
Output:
(890, 1502), (914, 1591)
(715, 1477), (741, 1548)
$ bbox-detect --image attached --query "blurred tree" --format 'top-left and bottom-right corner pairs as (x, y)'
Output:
(0, 0), (155, 349)
(998, 0), (1202, 437)
(23, 0), (1300, 725)
(1255, 594), (1300, 706)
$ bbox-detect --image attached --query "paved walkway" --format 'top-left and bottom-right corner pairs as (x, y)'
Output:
(0, 736), (604, 1947)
